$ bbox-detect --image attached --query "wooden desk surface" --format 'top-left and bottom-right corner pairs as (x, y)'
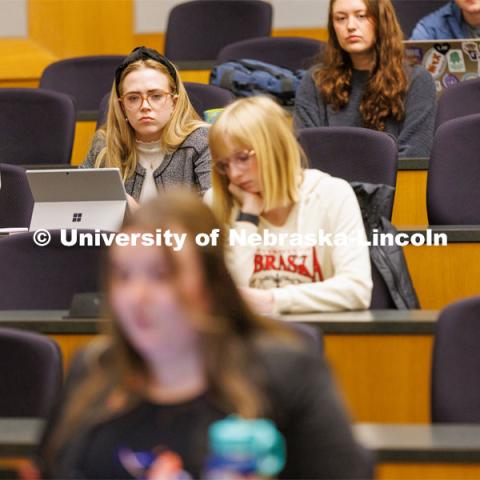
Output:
(0, 309), (438, 335)
(398, 158), (429, 170)
(355, 424), (480, 463)
(4, 419), (480, 464)
(0, 309), (437, 424)
(0, 310), (98, 334)
(284, 310), (438, 334)
(399, 226), (480, 243)
(0, 419), (44, 457)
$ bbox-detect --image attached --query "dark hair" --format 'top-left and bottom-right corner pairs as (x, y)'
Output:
(115, 46), (178, 97)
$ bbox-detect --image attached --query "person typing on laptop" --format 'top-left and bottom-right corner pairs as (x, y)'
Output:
(81, 47), (211, 208)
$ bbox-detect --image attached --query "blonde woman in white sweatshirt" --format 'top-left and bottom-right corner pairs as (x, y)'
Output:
(205, 96), (372, 314)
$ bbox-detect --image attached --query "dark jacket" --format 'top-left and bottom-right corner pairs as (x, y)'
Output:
(81, 127), (211, 199)
(351, 182), (420, 309)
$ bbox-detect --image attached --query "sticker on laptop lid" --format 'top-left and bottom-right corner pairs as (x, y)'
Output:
(405, 46), (423, 65)
(462, 41), (479, 61)
(462, 72), (479, 81)
(442, 73), (460, 89)
(423, 48), (447, 79)
(447, 50), (466, 72)
(434, 43), (451, 55)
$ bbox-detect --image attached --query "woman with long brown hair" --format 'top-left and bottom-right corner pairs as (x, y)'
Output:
(294, 0), (436, 158)
(34, 189), (371, 479)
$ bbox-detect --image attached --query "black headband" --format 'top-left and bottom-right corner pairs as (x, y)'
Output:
(114, 46), (178, 97)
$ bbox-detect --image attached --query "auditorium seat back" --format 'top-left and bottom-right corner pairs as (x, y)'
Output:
(432, 296), (480, 422)
(0, 328), (62, 417)
(298, 127), (398, 188)
(217, 37), (324, 72)
(0, 230), (104, 309)
(40, 55), (125, 111)
(0, 163), (33, 228)
(0, 89), (75, 166)
(427, 113), (480, 225)
(435, 78), (480, 130)
(165, 0), (272, 62)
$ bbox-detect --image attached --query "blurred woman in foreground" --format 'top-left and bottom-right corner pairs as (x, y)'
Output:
(35, 189), (371, 480)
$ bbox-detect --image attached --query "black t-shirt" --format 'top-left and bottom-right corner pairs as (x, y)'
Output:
(42, 342), (373, 479)
(78, 395), (223, 479)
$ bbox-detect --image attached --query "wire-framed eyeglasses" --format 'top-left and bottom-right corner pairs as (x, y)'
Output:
(120, 90), (176, 111)
(213, 150), (255, 175)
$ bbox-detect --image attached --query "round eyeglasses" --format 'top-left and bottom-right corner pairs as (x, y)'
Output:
(213, 150), (255, 175)
(120, 90), (175, 111)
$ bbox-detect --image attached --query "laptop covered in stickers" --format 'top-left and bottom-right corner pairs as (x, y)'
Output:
(403, 38), (480, 95)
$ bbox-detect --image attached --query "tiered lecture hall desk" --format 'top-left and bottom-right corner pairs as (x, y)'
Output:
(3, 123), (480, 480)
(0, 308), (438, 424)
(2, 217), (480, 422)
(22, 155), (480, 311)
(3, 419), (480, 480)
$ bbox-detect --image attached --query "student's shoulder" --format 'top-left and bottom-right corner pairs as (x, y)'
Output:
(409, 64), (434, 82)
(300, 171), (361, 222)
(254, 337), (327, 406)
(410, 2), (455, 39)
(297, 66), (319, 93)
(419, 1), (454, 24)
(86, 129), (107, 158)
(301, 168), (354, 200)
(256, 336), (323, 381)
(203, 187), (213, 206)
(81, 130), (106, 168)
(405, 64), (436, 96)
(178, 125), (210, 152)
(91, 129), (106, 149)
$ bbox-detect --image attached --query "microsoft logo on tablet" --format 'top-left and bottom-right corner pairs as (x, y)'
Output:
(72, 213), (83, 223)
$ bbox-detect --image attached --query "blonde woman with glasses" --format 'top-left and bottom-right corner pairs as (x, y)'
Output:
(81, 47), (211, 205)
(205, 96), (372, 315)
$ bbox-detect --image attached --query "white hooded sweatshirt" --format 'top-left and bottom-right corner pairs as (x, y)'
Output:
(205, 169), (372, 314)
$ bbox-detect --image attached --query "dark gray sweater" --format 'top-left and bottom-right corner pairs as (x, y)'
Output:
(81, 127), (211, 199)
(294, 66), (436, 158)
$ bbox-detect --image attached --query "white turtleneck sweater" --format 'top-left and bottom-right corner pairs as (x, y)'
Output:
(136, 140), (165, 203)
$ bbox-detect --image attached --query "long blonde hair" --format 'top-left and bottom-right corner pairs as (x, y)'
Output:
(209, 96), (306, 226)
(41, 189), (297, 472)
(96, 58), (205, 180)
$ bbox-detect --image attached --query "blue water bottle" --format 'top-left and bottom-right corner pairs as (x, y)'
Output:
(205, 415), (286, 479)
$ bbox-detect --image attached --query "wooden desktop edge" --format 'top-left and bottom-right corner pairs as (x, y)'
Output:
(4, 420), (480, 463)
(0, 309), (439, 335)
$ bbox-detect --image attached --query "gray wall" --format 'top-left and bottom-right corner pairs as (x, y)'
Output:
(134, 0), (329, 33)
(0, 0), (327, 38)
(0, 0), (27, 37)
